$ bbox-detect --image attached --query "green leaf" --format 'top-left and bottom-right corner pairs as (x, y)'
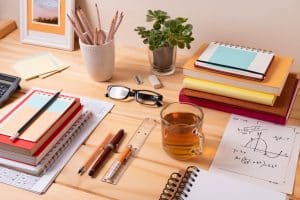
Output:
(169, 38), (177, 46)
(143, 39), (149, 44)
(185, 24), (193, 31)
(178, 41), (185, 49)
(153, 22), (161, 30)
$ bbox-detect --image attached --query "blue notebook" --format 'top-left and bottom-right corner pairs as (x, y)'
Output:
(195, 42), (274, 80)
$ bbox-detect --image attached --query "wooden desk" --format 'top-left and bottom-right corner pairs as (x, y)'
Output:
(0, 31), (299, 200)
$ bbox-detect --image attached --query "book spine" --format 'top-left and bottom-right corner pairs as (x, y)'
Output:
(183, 77), (276, 106)
(179, 92), (286, 125)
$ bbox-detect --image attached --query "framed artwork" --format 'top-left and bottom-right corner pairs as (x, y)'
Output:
(20, 0), (75, 51)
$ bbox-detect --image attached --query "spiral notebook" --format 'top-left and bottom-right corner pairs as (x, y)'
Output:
(0, 95), (113, 193)
(160, 166), (286, 200)
(195, 42), (274, 80)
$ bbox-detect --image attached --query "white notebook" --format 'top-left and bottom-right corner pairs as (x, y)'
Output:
(196, 42), (274, 80)
(160, 166), (287, 200)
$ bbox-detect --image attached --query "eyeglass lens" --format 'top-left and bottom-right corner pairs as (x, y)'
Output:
(108, 86), (130, 99)
(136, 90), (160, 105)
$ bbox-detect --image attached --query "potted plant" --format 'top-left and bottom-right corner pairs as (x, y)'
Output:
(135, 10), (194, 75)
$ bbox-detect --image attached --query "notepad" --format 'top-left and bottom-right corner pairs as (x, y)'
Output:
(196, 42), (274, 80)
(160, 166), (286, 200)
(0, 90), (75, 142)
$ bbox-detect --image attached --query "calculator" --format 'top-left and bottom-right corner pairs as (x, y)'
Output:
(0, 73), (21, 107)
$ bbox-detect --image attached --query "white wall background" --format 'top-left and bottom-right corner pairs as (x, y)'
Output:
(0, 0), (299, 72)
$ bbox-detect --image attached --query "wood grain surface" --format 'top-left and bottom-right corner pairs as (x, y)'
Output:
(0, 30), (299, 200)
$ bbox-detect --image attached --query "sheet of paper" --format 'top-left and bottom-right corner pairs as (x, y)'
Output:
(13, 52), (66, 80)
(211, 114), (300, 194)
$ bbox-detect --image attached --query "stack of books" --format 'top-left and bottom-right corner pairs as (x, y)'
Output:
(0, 89), (83, 175)
(180, 42), (299, 124)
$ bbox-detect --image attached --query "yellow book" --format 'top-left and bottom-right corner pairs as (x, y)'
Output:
(182, 44), (293, 95)
(183, 77), (277, 106)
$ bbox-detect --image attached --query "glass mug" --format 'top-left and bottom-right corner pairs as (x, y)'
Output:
(160, 102), (204, 160)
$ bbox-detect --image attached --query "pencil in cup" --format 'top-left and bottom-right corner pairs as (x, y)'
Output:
(78, 133), (114, 175)
(78, 32), (115, 82)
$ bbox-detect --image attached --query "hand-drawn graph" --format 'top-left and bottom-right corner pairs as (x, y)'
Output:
(212, 115), (299, 189)
(243, 131), (289, 159)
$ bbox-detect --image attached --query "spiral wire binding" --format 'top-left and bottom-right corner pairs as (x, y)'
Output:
(174, 166), (200, 200)
(212, 41), (273, 54)
(39, 111), (92, 174)
(159, 172), (183, 200)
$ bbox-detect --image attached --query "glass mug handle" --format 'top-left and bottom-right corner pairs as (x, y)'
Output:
(193, 128), (205, 154)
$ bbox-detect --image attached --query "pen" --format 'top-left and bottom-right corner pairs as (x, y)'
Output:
(78, 133), (113, 175)
(10, 89), (62, 142)
(88, 129), (125, 177)
(104, 145), (133, 181)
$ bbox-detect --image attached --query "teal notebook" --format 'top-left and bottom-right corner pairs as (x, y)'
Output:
(196, 42), (274, 80)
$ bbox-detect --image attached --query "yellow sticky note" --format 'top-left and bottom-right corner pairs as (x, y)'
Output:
(13, 52), (65, 80)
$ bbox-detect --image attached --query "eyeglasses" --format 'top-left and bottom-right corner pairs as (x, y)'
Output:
(105, 85), (163, 107)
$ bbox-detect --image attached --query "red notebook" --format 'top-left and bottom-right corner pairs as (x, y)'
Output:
(0, 89), (81, 155)
(179, 78), (299, 124)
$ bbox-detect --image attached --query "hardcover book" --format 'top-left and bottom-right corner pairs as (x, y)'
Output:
(179, 74), (299, 124)
(183, 43), (293, 95)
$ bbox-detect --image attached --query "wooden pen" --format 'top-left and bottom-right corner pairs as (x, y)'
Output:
(88, 129), (125, 177)
(78, 133), (113, 175)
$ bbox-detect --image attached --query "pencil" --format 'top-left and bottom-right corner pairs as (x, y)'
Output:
(107, 11), (117, 42)
(67, 14), (87, 44)
(78, 133), (113, 175)
(83, 32), (92, 45)
(97, 29), (102, 45)
(93, 28), (98, 45)
(71, 9), (84, 35)
(113, 12), (124, 38)
(10, 90), (62, 142)
(76, 8), (93, 42)
(95, 3), (101, 31)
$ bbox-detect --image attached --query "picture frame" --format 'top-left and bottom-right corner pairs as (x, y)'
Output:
(20, 0), (75, 51)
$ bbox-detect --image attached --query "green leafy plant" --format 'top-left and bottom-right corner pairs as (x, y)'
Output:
(134, 10), (194, 51)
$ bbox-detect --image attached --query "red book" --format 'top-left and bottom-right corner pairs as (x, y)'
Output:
(0, 89), (81, 155)
(179, 78), (299, 124)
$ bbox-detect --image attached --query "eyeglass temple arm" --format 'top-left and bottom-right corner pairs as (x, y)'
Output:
(137, 93), (163, 101)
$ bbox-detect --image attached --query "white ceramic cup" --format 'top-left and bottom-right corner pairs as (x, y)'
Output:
(79, 38), (115, 82)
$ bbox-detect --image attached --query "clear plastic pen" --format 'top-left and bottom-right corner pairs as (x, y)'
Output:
(104, 145), (132, 181)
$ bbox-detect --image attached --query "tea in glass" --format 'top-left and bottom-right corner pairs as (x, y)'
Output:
(160, 102), (204, 160)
